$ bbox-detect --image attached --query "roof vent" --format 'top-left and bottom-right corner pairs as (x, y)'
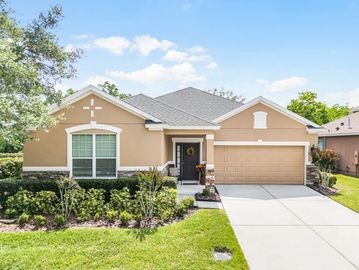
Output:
(348, 116), (352, 129)
(335, 127), (340, 131)
(340, 122), (344, 126)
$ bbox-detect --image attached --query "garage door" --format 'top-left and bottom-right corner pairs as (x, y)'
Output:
(214, 146), (304, 184)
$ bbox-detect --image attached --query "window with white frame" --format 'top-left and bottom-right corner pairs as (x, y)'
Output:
(253, 111), (268, 129)
(72, 134), (116, 178)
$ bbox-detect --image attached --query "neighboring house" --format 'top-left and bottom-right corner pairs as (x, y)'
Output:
(319, 109), (359, 177)
(23, 85), (323, 185)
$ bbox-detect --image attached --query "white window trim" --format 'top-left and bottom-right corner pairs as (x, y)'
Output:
(65, 122), (122, 178)
(253, 111), (268, 129)
(171, 138), (204, 165)
(213, 140), (310, 185)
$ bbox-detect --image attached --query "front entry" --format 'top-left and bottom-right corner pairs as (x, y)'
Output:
(176, 143), (200, 181)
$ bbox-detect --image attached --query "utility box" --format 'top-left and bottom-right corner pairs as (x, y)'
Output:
(354, 151), (359, 165)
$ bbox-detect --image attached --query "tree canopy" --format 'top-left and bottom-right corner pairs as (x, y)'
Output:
(287, 91), (350, 125)
(97, 81), (131, 99)
(0, 1), (81, 152)
(206, 87), (245, 103)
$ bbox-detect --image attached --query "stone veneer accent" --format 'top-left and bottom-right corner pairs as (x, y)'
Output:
(306, 164), (320, 185)
(23, 171), (70, 180)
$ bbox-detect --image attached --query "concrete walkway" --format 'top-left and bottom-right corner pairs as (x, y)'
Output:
(217, 185), (359, 270)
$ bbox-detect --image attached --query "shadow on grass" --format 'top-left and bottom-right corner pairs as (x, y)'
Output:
(127, 227), (158, 241)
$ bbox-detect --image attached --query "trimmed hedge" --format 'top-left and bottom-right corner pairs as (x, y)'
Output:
(0, 177), (177, 206)
(0, 157), (23, 179)
(0, 153), (23, 158)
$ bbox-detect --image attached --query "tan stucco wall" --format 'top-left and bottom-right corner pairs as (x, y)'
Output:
(324, 136), (359, 175)
(214, 103), (318, 146)
(23, 94), (164, 167)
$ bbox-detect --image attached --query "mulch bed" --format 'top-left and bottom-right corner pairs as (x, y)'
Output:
(195, 188), (221, 202)
(0, 209), (197, 232)
(308, 184), (339, 196)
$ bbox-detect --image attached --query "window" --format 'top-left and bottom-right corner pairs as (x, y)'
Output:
(318, 137), (325, 150)
(253, 111), (268, 129)
(72, 134), (117, 178)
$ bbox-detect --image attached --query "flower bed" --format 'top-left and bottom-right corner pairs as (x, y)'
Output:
(0, 171), (195, 231)
(195, 185), (221, 202)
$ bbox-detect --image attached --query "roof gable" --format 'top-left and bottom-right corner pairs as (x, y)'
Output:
(213, 96), (322, 128)
(49, 85), (162, 123)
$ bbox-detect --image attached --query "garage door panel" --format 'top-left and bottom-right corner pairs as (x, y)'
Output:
(214, 146), (304, 184)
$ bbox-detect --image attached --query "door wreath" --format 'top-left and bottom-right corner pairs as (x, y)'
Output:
(186, 146), (196, 156)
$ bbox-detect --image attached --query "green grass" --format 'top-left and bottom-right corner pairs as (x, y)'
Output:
(0, 209), (248, 270)
(330, 174), (359, 213)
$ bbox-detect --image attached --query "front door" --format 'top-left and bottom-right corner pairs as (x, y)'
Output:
(181, 143), (200, 181)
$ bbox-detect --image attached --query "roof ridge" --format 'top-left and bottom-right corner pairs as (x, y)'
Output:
(156, 86), (243, 105)
(149, 93), (218, 126)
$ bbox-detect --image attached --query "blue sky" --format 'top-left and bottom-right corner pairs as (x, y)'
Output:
(9, 0), (359, 106)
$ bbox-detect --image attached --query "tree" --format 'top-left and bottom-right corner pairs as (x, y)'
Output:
(287, 91), (350, 125)
(63, 88), (76, 98)
(97, 81), (131, 99)
(0, 1), (81, 150)
(206, 87), (245, 103)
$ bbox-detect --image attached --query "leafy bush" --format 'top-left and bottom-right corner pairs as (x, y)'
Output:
(54, 214), (66, 227)
(155, 187), (177, 221)
(105, 210), (118, 223)
(312, 149), (339, 172)
(320, 172), (337, 188)
(109, 188), (134, 213)
(5, 190), (34, 217)
(0, 153), (23, 158)
(175, 205), (187, 218)
(0, 157), (22, 179)
(119, 211), (132, 225)
(0, 176), (177, 206)
(77, 188), (106, 218)
(33, 215), (47, 227)
(201, 188), (210, 196)
(32, 191), (59, 215)
(18, 213), (30, 227)
(162, 176), (177, 189)
(181, 197), (195, 210)
(94, 212), (101, 221)
(56, 177), (81, 220)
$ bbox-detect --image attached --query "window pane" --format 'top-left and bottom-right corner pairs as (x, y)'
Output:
(96, 134), (116, 158)
(72, 135), (92, 157)
(73, 159), (92, 177)
(96, 159), (116, 177)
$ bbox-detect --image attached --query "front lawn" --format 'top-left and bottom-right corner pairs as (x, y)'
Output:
(330, 174), (359, 213)
(0, 209), (248, 270)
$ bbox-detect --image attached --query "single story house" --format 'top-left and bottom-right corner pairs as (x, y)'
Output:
(319, 109), (359, 177)
(23, 85), (323, 185)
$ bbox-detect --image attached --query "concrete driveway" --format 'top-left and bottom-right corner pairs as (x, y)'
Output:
(217, 185), (359, 270)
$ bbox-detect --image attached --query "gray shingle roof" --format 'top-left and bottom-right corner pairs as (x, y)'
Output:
(155, 87), (243, 121)
(124, 94), (217, 126)
(321, 112), (359, 136)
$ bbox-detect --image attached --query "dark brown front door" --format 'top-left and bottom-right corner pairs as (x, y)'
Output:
(181, 143), (200, 181)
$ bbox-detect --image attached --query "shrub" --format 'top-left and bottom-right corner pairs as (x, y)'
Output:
(77, 188), (106, 217)
(18, 213), (30, 227)
(0, 157), (22, 179)
(109, 187), (133, 213)
(32, 191), (59, 215)
(201, 187), (210, 196)
(155, 187), (177, 221)
(181, 197), (195, 210)
(33, 215), (47, 227)
(312, 149), (339, 172)
(162, 176), (177, 189)
(175, 205), (187, 218)
(94, 212), (101, 221)
(5, 190), (34, 217)
(119, 211), (132, 225)
(0, 153), (23, 158)
(136, 169), (163, 226)
(105, 210), (118, 223)
(56, 177), (81, 220)
(320, 172), (337, 188)
(54, 214), (66, 227)
(76, 210), (91, 223)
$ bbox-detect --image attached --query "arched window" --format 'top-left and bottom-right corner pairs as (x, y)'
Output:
(253, 111), (268, 129)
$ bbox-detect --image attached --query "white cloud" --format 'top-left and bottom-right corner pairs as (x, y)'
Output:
(162, 49), (211, 62)
(188, 46), (207, 54)
(131, 35), (175, 56)
(74, 34), (94, 40)
(257, 76), (308, 93)
(324, 88), (359, 107)
(84, 76), (115, 86)
(94, 36), (131, 55)
(108, 62), (205, 85)
(205, 62), (218, 70)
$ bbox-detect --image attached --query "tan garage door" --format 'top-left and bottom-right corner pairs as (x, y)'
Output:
(214, 146), (304, 184)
